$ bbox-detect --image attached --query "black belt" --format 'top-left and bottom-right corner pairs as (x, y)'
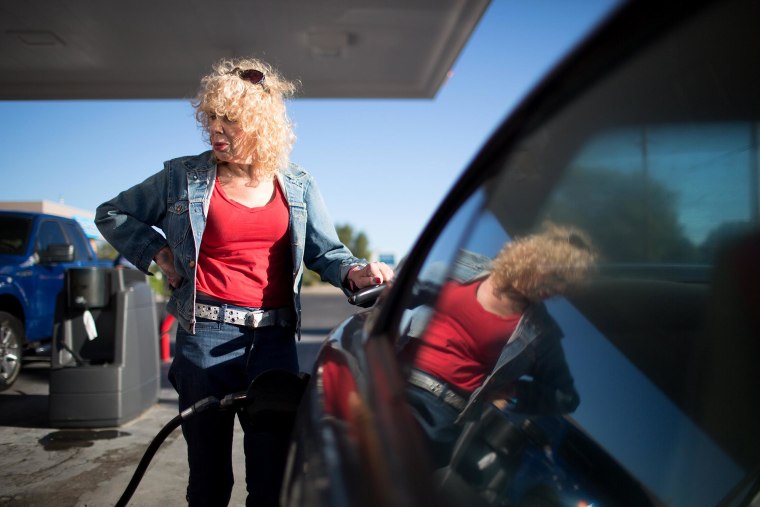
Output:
(194, 302), (294, 329)
(408, 369), (468, 412)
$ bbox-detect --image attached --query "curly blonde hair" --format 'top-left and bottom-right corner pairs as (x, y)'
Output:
(490, 224), (597, 302)
(192, 57), (298, 178)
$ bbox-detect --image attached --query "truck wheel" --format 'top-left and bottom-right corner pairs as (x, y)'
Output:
(0, 311), (23, 391)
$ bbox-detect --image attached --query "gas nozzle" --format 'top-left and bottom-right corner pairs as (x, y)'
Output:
(348, 283), (387, 308)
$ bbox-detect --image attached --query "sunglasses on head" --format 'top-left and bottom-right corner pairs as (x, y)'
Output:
(229, 67), (268, 91)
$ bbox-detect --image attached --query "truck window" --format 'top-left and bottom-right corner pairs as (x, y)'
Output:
(63, 222), (94, 261)
(0, 216), (32, 255)
(36, 220), (67, 253)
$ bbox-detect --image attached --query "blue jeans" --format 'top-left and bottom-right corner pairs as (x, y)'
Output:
(169, 316), (299, 506)
(406, 385), (465, 468)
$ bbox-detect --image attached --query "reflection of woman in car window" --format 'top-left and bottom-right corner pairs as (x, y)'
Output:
(404, 224), (596, 466)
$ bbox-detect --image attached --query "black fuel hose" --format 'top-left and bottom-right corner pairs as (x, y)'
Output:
(114, 366), (309, 506)
(115, 396), (221, 507)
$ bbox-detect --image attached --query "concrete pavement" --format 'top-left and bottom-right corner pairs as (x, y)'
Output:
(1, 362), (207, 506)
(0, 285), (358, 506)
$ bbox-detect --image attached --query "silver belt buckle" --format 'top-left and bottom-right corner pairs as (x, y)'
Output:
(245, 310), (264, 328)
(444, 392), (465, 411)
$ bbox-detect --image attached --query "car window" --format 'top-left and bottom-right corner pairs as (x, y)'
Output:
(0, 216), (32, 255)
(393, 1), (760, 506)
(527, 123), (750, 505)
(36, 220), (68, 253)
(63, 221), (94, 261)
(543, 124), (755, 267)
(394, 189), (485, 350)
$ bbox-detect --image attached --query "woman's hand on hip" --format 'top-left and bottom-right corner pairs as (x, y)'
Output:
(348, 262), (394, 290)
(154, 246), (183, 289)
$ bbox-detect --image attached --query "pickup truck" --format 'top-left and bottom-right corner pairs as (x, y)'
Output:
(0, 210), (111, 390)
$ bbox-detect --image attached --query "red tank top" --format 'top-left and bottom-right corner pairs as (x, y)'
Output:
(413, 281), (521, 393)
(196, 178), (292, 308)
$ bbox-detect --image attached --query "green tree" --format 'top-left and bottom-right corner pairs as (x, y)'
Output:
(336, 223), (372, 260)
(542, 167), (696, 263)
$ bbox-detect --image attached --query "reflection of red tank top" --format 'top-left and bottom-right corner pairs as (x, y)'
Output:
(196, 179), (292, 308)
(413, 281), (520, 393)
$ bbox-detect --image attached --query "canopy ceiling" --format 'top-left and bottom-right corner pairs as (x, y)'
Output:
(0, 0), (489, 100)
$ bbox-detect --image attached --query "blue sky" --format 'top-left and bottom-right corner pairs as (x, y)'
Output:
(0, 0), (619, 262)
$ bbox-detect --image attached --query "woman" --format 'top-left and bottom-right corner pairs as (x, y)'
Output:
(403, 224), (596, 466)
(96, 57), (392, 506)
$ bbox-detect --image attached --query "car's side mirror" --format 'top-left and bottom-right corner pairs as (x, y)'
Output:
(38, 243), (75, 264)
(348, 283), (386, 308)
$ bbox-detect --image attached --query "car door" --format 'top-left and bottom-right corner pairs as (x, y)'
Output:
(25, 218), (72, 340)
(284, 1), (760, 506)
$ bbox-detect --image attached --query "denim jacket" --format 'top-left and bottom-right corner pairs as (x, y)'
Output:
(95, 151), (366, 336)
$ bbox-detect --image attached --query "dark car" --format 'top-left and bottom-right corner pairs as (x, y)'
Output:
(281, 1), (760, 505)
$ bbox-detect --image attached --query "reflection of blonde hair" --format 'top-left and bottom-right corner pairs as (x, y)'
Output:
(192, 57), (297, 178)
(490, 223), (597, 302)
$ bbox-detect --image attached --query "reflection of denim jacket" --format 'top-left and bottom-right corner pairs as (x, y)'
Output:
(405, 249), (579, 422)
(95, 151), (365, 335)
(458, 302), (579, 422)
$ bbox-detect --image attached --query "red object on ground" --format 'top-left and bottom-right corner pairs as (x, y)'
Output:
(159, 314), (175, 363)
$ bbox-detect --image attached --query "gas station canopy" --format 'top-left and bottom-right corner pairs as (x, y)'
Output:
(0, 0), (490, 100)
